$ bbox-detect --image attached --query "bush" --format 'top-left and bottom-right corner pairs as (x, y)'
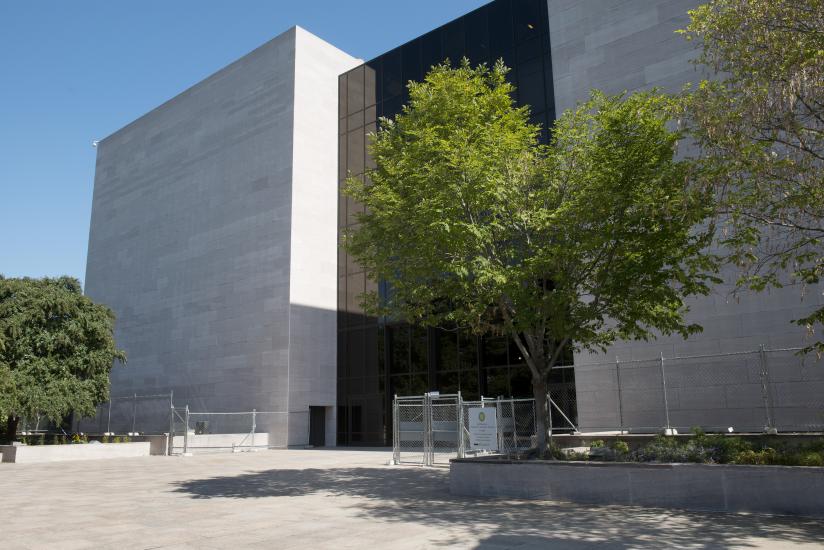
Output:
(611, 440), (630, 455)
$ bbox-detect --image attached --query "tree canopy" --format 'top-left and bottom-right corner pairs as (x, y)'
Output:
(0, 276), (126, 439)
(344, 60), (719, 451)
(681, 0), (824, 352)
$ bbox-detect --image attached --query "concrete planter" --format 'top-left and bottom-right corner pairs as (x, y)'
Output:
(1, 442), (151, 464)
(450, 458), (824, 517)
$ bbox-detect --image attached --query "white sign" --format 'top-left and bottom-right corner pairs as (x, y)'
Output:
(468, 407), (498, 451)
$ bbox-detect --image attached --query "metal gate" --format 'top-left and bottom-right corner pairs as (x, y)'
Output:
(392, 393), (463, 466)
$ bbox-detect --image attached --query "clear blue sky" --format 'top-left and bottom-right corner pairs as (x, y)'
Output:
(0, 0), (488, 286)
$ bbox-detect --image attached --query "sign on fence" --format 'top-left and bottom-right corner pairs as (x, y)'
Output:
(468, 407), (498, 451)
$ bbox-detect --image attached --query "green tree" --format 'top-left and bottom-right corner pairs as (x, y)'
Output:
(0, 276), (126, 441)
(344, 61), (719, 452)
(681, 0), (824, 352)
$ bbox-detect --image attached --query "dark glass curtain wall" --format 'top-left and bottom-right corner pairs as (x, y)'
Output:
(337, 0), (574, 445)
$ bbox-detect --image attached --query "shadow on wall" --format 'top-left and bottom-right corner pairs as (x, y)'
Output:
(172, 466), (824, 549)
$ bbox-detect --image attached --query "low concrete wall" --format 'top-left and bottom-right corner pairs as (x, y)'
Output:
(1, 442), (151, 464)
(450, 458), (824, 517)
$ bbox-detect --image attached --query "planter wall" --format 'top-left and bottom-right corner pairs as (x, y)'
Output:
(1, 442), (151, 464)
(450, 458), (824, 517)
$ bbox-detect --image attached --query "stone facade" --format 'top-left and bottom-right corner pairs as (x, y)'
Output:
(85, 27), (359, 445)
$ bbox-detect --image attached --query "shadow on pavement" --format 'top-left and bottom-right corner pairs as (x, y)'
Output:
(172, 466), (824, 549)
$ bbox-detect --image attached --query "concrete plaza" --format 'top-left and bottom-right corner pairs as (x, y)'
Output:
(2, 449), (824, 549)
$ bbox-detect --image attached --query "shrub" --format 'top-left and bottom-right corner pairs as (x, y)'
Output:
(590, 440), (605, 448)
(611, 440), (630, 455)
(113, 436), (121, 443)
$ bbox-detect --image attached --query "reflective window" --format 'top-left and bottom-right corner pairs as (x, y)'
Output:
(421, 30), (443, 72)
(402, 41), (422, 87)
(347, 66), (365, 113)
(465, 7), (489, 65)
(382, 48), (403, 100)
(443, 18), (465, 65)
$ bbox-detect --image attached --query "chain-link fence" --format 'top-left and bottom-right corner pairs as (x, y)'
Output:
(572, 346), (824, 434)
(73, 393), (174, 435)
(169, 407), (288, 455)
(393, 393), (547, 466)
(393, 393), (463, 466)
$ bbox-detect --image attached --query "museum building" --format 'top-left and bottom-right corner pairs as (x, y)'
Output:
(85, 0), (822, 447)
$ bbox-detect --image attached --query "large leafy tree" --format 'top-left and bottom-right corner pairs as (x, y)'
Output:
(344, 61), (719, 452)
(0, 276), (126, 441)
(681, 0), (824, 352)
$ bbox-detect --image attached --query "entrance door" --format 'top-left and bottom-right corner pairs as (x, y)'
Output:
(309, 406), (326, 447)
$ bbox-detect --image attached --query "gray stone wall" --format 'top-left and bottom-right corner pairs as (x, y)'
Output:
(85, 27), (359, 444)
(547, 0), (824, 432)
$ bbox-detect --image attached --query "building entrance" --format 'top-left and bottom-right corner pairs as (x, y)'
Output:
(309, 406), (326, 447)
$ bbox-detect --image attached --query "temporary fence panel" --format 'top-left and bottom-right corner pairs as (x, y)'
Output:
(74, 393), (174, 435)
(573, 346), (824, 434)
(429, 394), (463, 466)
(169, 407), (288, 455)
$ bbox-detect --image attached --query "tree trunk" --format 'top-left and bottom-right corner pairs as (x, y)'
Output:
(5, 415), (20, 442)
(533, 378), (549, 456)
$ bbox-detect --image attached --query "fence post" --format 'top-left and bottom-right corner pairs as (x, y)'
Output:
(167, 392), (174, 456)
(423, 393), (432, 467)
(660, 352), (672, 433)
(168, 406), (174, 456)
(251, 409), (256, 449)
(106, 399), (113, 435)
(759, 344), (777, 433)
(392, 395), (399, 465)
(183, 405), (190, 455)
(456, 392), (463, 459)
(616, 357), (624, 434)
(131, 393), (137, 435)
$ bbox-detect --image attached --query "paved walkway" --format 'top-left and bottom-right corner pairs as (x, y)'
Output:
(3, 449), (824, 549)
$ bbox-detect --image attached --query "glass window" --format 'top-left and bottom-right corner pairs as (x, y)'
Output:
(338, 74), (347, 119)
(390, 374), (411, 397)
(410, 325), (428, 372)
(488, 0), (514, 57)
(365, 104), (377, 126)
(442, 18), (465, 65)
(346, 130), (364, 176)
(486, 367), (509, 397)
(346, 271), (365, 314)
(347, 110), (364, 132)
(377, 326), (386, 377)
(482, 336), (508, 367)
(458, 329), (478, 371)
(460, 369), (479, 400)
(390, 325), (410, 374)
(436, 328), (458, 371)
(347, 66), (365, 114)
(510, 365), (532, 398)
(346, 330), (365, 378)
(516, 36), (542, 64)
(365, 326), (378, 380)
(366, 58), (382, 105)
(508, 338), (525, 365)
(338, 137), (347, 180)
(410, 373), (429, 395)
(518, 69), (546, 115)
(382, 96), (404, 121)
(402, 41), (422, 86)
(513, 0), (542, 44)
(420, 29), (443, 72)
(381, 48), (403, 100)
(465, 7), (489, 66)
(364, 65), (377, 107)
(438, 371), (460, 395)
